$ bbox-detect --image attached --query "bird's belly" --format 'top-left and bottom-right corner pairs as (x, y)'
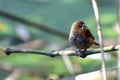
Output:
(69, 36), (93, 50)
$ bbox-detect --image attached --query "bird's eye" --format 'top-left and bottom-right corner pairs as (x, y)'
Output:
(78, 25), (82, 28)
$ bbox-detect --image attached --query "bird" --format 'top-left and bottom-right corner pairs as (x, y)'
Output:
(69, 20), (99, 58)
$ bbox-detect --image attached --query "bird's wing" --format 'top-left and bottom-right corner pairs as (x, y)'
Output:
(85, 28), (94, 40)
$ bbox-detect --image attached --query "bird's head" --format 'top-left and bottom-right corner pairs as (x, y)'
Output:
(71, 20), (87, 31)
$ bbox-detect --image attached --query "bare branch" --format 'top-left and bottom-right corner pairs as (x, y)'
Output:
(5, 69), (22, 80)
(0, 45), (119, 57)
(117, 0), (120, 79)
(91, 0), (107, 80)
(10, 39), (46, 49)
(0, 10), (68, 39)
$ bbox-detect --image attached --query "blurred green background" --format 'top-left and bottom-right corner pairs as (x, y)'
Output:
(0, 0), (118, 80)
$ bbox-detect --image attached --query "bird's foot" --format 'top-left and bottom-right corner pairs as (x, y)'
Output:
(75, 49), (87, 58)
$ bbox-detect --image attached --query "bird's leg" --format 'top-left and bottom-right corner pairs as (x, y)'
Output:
(75, 49), (87, 58)
(81, 49), (87, 58)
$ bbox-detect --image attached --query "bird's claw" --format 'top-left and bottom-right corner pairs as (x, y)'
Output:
(75, 49), (87, 58)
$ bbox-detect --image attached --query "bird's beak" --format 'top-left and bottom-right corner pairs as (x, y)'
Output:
(81, 24), (86, 29)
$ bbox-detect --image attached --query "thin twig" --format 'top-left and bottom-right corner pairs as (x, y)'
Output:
(10, 39), (46, 49)
(62, 53), (75, 75)
(5, 69), (22, 80)
(91, 0), (107, 80)
(0, 10), (68, 39)
(1, 45), (119, 57)
(117, 0), (120, 79)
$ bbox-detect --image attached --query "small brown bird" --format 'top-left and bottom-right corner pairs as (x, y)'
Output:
(69, 20), (99, 58)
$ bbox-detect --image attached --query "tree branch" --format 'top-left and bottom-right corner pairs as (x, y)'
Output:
(117, 0), (120, 79)
(91, 0), (107, 80)
(0, 45), (119, 57)
(0, 10), (68, 39)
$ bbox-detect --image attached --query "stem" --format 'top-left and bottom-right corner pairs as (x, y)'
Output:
(91, 0), (107, 80)
(2, 45), (119, 57)
(117, 0), (120, 79)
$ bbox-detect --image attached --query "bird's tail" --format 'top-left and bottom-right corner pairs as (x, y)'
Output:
(94, 41), (99, 46)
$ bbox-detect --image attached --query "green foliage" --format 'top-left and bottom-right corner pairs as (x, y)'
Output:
(74, 57), (116, 73)
(0, 53), (117, 79)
